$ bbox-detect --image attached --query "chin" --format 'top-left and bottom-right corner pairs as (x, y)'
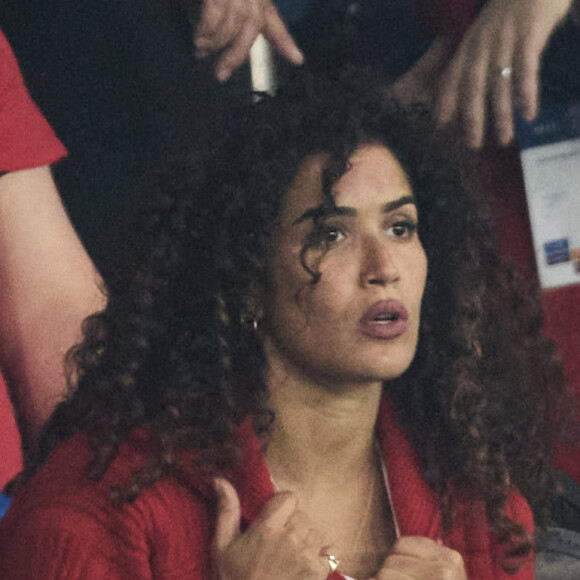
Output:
(320, 358), (415, 387)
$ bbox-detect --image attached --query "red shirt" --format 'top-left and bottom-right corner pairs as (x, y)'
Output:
(0, 396), (534, 580)
(0, 30), (66, 172)
(0, 29), (67, 489)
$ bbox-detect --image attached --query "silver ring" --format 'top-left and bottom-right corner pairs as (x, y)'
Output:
(500, 66), (512, 79)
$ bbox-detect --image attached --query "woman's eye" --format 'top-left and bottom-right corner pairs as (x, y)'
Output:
(309, 226), (345, 248)
(322, 227), (344, 245)
(387, 220), (418, 239)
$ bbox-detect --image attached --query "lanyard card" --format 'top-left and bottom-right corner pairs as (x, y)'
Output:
(517, 102), (580, 290)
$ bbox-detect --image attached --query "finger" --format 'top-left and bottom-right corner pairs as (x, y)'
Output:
(213, 477), (241, 552)
(377, 554), (424, 579)
(491, 24), (516, 146)
(263, 1), (304, 65)
(283, 509), (313, 544)
(305, 527), (323, 550)
(460, 34), (491, 149)
(215, 19), (260, 82)
(378, 553), (466, 579)
(196, 1), (241, 57)
(412, 36), (454, 79)
(252, 491), (298, 533)
(513, 32), (543, 122)
(390, 536), (465, 568)
(389, 36), (453, 105)
(436, 41), (469, 126)
(195, 0), (229, 44)
(513, 0), (572, 121)
(389, 536), (448, 558)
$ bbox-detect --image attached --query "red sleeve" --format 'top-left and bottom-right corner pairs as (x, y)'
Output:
(0, 30), (66, 172)
(0, 371), (23, 490)
(497, 488), (535, 579)
(0, 506), (153, 580)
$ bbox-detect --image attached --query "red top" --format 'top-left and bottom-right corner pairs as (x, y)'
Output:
(0, 29), (66, 172)
(0, 396), (534, 580)
(0, 29), (67, 489)
(0, 373), (22, 490)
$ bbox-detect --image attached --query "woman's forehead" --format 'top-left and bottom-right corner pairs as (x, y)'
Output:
(281, 145), (413, 223)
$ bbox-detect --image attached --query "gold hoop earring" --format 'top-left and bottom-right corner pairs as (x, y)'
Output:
(241, 313), (259, 332)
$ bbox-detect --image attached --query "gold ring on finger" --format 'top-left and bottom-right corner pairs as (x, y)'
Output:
(321, 552), (340, 573)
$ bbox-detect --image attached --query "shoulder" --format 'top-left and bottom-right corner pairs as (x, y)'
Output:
(0, 29), (18, 85)
(0, 433), (213, 579)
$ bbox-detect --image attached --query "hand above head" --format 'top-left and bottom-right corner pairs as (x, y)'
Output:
(192, 0), (304, 82)
(212, 478), (328, 580)
(436, 0), (574, 149)
(373, 537), (467, 580)
(387, 37), (454, 107)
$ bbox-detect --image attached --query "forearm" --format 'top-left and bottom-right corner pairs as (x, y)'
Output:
(0, 166), (104, 448)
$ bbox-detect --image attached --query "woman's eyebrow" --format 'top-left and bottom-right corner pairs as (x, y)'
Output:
(293, 205), (355, 225)
(293, 195), (416, 226)
(382, 195), (416, 213)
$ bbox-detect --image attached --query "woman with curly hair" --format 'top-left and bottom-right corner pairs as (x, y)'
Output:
(0, 69), (571, 580)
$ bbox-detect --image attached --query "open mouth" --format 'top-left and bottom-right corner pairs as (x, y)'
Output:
(373, 312), (401, 323)
(358, 299), (409, 339)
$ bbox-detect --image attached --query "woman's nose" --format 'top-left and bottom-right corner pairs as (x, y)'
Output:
(359, 236), (400, 287)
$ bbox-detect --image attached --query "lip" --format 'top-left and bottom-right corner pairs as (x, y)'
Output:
(357, 299), (409, 340)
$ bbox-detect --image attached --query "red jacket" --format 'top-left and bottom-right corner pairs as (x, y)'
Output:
(0, 396), (534, 580)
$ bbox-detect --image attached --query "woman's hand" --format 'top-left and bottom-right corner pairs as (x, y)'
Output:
(374, 537), (467, 580)
(387, 37), (454, 107)
(436, 0), (574, 149)
(192, 0), (304, 82)
(212, 478), (328, 580)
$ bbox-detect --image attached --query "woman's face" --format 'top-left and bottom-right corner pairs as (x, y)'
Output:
(260, 144), (428, 389)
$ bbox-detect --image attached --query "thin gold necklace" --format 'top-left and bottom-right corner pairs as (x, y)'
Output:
(269, 451), (379, 575)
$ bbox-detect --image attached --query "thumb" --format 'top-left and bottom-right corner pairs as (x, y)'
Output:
(412, 36), (453, 79)
(213, 478), (241, 552)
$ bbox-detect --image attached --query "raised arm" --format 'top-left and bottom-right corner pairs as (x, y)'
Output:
(0, 29), (104, 450)
(0, 167), (104, 449)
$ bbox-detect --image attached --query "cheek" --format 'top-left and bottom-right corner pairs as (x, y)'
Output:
(412, 255), (428, 322)
(418, 255), (428, 295)
(267, 262), (351, 340)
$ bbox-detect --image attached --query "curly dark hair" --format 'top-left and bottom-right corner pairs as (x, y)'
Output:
(16, 68), (572, 560)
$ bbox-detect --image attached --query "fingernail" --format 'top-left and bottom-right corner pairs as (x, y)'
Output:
(436, 111), (449, 129)
(292, 47), (305, 65)
(216, 66), (231, 83)
(468, 137), (482, 150)
(213, 478), (225, 494)
(499, 134), (513, 147)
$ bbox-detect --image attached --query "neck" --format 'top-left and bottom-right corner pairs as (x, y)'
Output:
(263, 347), (384, 494)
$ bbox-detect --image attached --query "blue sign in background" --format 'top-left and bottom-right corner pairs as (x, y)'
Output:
(517, 101), (580, 150)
